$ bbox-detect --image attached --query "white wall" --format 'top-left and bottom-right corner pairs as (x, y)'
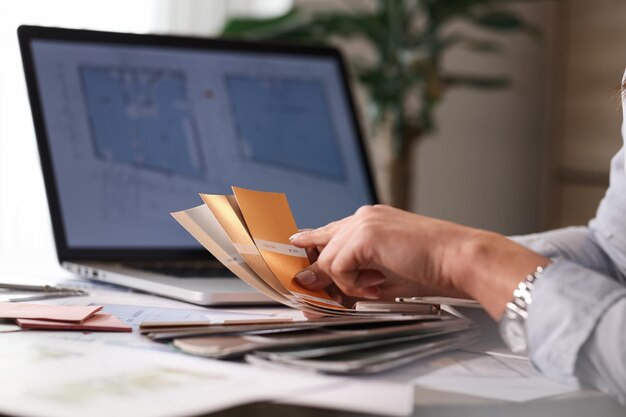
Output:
(413, 3), (560, 235)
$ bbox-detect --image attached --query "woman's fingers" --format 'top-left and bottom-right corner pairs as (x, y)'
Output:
(293, 209), (390, 303)
(356, 269), (386, 286)
(331, 269), (385, 300)
(305, 247), (320, 263)
(293, 263), (334, 291)
(289, 218), (348, 248)
(314, 224), (384, 299)
(325, 285), (344, 304)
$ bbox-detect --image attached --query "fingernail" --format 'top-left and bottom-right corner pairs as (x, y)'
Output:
(289, 232), (306, 242)
(295, 269), (317, 286)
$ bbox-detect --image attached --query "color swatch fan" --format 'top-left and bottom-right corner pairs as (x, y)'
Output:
(173, 187), (389, 316)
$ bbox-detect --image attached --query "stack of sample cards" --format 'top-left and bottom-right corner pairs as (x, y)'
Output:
(141, 315), (478, 374)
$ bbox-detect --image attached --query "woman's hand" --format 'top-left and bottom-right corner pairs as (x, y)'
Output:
(291, 205), (471, 301)
(295, 244), (461, 309)
(290, 205), (549, 319)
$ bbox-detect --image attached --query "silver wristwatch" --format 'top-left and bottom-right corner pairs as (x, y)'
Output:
(499, 265), (547, 354)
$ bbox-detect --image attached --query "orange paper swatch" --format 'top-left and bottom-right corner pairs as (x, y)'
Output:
(201, 194), (290, 298)
(232, 187), (344, 310)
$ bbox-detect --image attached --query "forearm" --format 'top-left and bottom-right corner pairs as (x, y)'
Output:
(445, 229), (549, 319)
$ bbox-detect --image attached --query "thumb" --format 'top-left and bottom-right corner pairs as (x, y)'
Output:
(293, 263), (333, 291)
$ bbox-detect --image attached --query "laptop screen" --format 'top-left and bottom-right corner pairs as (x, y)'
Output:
(22, 28), (376, 254)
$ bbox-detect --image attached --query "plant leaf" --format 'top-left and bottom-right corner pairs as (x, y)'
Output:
(468, 10), (538, 35)
(461, 39), (503, 54)
(442, 74), (510, 89)
(437, 34), (503, 55)
(222, 10), (299, 37)
(296, 13), (386, 45)
(223, 10), (387, 46)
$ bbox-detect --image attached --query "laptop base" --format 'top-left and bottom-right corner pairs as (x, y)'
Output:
(64, 262), (276, 306)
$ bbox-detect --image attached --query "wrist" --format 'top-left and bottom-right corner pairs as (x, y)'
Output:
(444, 229), (496, 297)
(499, 263), (553, 354)
(445, 230), (549, 319)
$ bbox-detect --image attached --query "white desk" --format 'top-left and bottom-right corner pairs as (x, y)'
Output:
(0, 263), (623, 417)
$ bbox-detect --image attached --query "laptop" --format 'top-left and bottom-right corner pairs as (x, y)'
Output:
(18, 25), (378, 305)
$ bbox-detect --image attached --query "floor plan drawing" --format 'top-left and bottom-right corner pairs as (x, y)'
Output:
(80, 66), (204, 178)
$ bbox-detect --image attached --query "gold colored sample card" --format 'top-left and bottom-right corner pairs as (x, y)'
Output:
(200, 194), (291, 300)
(231, 187), (345, 310)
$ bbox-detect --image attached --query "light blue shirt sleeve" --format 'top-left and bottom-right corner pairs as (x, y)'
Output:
(511, 146), (626, 404)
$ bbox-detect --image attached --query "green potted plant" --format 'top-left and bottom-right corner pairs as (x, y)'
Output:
(222, 0), (537, 209)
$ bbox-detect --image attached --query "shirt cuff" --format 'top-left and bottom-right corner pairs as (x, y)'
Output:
(527, 259), (626, 384)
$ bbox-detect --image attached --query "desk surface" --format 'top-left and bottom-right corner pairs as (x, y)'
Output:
(203, 390), (624, 417)
(0, 265), (623, 417)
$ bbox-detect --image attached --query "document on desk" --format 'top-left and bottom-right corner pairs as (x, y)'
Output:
(278, 378), (415, 417)
(97, 303), (298, 328)
(0, 333), (344, 417)
(409, 350), (578, 402)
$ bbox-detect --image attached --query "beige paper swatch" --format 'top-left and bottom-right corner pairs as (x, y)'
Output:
(200, 194), (290, 299)
(171, 205), (288, 304)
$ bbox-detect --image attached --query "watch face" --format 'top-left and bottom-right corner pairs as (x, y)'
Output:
(502, 320), (528, 354)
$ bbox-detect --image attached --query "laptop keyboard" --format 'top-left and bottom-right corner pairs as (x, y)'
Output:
(123, 261), (235, 278)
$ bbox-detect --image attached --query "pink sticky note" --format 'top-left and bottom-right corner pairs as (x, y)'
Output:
(0, 302), (102, 323)
(17, 313), (131, 332)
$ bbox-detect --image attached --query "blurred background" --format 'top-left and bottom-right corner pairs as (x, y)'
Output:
(0, 0), (624, 267)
